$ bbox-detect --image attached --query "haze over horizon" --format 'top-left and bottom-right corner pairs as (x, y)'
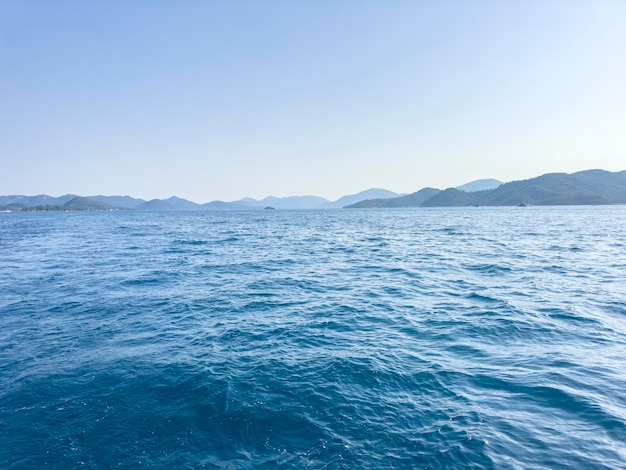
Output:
(2, 1), (625, 203)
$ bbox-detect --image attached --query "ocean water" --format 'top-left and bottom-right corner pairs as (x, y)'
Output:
(1, 207), (625, 469)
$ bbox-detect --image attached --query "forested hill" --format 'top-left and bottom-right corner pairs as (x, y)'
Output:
(346, 170), (626, 208)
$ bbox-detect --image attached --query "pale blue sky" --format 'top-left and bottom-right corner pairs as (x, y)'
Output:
(1, 1), (625, 202)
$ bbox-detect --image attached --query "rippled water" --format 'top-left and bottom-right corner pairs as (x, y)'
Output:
(1, 207), (625, 469)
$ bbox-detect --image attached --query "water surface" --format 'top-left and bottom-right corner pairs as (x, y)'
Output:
(1, 207), (625, 468)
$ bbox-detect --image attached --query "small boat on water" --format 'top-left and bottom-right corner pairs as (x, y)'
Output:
(264, 206), (276, 210)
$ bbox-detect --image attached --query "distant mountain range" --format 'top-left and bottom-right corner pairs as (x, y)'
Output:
(0, 188), (406, 212)
(346, 170), (626, 208)
(2, 170), (625, 212)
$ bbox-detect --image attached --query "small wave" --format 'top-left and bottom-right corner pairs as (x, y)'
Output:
(173, 239), (209, 246)
(463, 263), (512, 275)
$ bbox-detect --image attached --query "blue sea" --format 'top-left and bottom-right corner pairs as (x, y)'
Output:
(1, 207), (625, 469)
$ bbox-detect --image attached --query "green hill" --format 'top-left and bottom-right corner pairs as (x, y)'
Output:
(350, 169), (626, 208)
(62, 197), (119, 211)
(345, 188), (440, 208)
(420, 188), (483, 207)
(474, 169), (626, 206)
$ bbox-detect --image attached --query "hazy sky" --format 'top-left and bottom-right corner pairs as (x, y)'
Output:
(1, 1), (625, 202)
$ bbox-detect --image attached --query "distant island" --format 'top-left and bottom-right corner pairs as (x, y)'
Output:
(0, 196), (122, 212)
(1, 169), (625, 212)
